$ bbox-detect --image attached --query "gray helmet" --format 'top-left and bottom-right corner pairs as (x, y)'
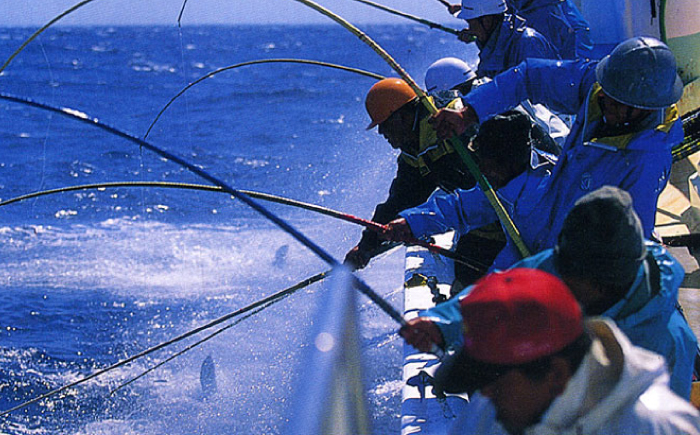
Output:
(595, 36), (683, 110)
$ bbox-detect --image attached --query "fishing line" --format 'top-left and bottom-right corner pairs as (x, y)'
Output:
(0, 92), (404, 327)
(0, 269), (329, 418)
(144, 58), (385, 139)
(0, 181), (489, 273)
(285, 0), (530, 258)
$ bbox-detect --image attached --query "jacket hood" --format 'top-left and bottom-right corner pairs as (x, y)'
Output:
(531, 318), (668, 434)
(609, 242), (682, 331)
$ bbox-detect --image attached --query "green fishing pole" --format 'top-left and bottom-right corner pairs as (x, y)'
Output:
(287, 0), (530, 258)
(144, 58), (385, 139)
(0, 181), (489, 273)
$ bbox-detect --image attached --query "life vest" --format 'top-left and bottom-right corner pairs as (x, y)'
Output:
(399, 97), (465, 176)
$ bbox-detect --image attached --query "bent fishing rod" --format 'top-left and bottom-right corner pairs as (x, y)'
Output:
(144, 58), (385, 139)
(0, 0), (98, 74)
(346, 0), (463, 37)
(0, 269), (330, 417)
(286, 0), (530, 259)
(0, 93), (403, 327)
(0, 181), (489, 273)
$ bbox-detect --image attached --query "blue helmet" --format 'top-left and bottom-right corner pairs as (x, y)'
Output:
(595, 36), (683, 110)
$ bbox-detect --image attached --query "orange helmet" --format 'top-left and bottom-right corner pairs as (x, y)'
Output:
(365, 78), (418, 130)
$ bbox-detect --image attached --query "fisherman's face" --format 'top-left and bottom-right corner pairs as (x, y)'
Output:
(598, 92), (651, 128)
(462, 16), (496, 45)
(478, 156), (517, 189)
(377, 106), (418, 151)
(479, 367), (558, 434)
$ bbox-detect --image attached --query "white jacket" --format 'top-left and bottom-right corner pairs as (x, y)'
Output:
(449, 319), (700, 435)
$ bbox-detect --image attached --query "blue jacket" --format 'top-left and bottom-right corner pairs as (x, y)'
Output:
(400, 152), (554, 271)
(507, 0), (593, 59)
(453, 58), (683, 265)
(476, 14), (560, 78)
(422, 242), (698, 399)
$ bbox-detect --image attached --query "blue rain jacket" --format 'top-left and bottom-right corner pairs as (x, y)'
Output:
(432, 58), (683, 267)
(475, 14), (560, 78)
(399, 152), (554, 271)
(422, 242), (698, 399)
(507, 0), (593, 59)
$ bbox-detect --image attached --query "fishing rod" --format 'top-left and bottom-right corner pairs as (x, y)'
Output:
(287, 0), (530, 259)
(433, 0), (453, 8)
(110, 302), (268, 396)
(109, 243), (402, 395)
(0, 0), (99, 75)
(144, 58), (385, 139)
(0, 93), (404, 326)
(0, 269), (329, 417)
(346, 0), (461, 36)
(0, 181), (489, 273)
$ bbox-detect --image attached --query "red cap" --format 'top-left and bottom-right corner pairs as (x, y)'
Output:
(434, 269), (583, 394)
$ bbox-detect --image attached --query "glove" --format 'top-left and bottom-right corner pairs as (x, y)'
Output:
(400, 317), (445, 353)
(380, 218), (415, 243)
(343, 245), (373, 271)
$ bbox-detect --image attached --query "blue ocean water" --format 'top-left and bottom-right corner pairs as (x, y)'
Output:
(0, 25), (468, 434)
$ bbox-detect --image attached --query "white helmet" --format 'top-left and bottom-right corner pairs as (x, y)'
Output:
(425, 57), (477, 93)
(456, 0), (507, 20)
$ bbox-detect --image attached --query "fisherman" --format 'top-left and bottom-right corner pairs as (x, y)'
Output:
(401, 186), (699, 399)
(451, 0), (560, 78)
(447, 0), (593, 59)
(424, 56), (568, 149)
(382, 36), (684, 271)
(423, 57), (482, 108)
(432, 268), (700, 434)
(344, 78), (551, 288)
(344, 77), (504, 287)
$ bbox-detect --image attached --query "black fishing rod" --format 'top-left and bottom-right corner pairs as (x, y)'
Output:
(108, 243), (401, 395)
(144, 58), (385, 139)
(0, 181), (488, 272)
(346, 0), (461, 36)
(0, 269), (329, 418)
(0, 0), (99, 74)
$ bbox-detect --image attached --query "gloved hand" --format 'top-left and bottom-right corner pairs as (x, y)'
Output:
(400, 317), (445, 353)
(429, 104), (478, 140)
(343, 245), (373, 271)
(380, 218), (414, 243)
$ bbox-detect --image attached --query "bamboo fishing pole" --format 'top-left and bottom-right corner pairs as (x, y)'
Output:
(288, 0), (530, 258)
(144, 58), (385, 139)
(0, 181), (489, 273)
